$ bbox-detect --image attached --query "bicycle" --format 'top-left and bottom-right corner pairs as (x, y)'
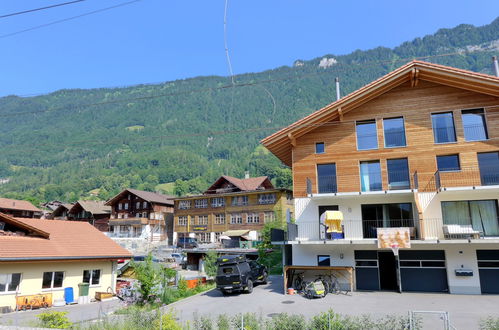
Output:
(292, 272), (306, 292)
(315, 274), (343, 295)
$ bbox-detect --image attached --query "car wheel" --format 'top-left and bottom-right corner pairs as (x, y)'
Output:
(245, 279), (253, 294)
(261, 272), (268, 284)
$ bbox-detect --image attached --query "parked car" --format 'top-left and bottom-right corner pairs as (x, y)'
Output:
(215, 255), (267, 294)
(132, 255), (161, 263)
(177, 237), (198, 249)
(171, 253), (186, 268)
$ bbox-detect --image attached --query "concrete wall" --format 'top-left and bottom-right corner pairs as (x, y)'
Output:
(0, 260), (114, 310)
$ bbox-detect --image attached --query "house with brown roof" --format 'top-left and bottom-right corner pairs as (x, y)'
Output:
(50, 203), (74, 220)
(65, 200), (111, 232)
(174, 175), (293, 247)
(0, 197), (42, 219)
(263, 61), (499, 295)
(105, 188), (174, 244)
(0, 213), (131, 311)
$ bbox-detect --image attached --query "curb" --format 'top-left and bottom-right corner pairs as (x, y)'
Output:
(162, 288), (217, 310)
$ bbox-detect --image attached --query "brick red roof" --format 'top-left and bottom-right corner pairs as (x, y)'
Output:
(0, 197), (41, 212)
(204, 176), (274, 194)
(0, 213), (131, 261)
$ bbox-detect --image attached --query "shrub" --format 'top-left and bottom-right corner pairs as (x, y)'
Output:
(204, 250), (218, 278)
(154, 310), (182, 330)
(231, 313), (263, 330)
(265, 313), (306, 330)
(36, 311), (72, 329)
(481, 317), (499, 330)
(217, 314), (230, 330)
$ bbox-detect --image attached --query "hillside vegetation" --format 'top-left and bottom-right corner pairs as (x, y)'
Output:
(0, 18), (498, 204)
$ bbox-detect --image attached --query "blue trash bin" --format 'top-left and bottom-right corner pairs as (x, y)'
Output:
(64, 287), (74, 304)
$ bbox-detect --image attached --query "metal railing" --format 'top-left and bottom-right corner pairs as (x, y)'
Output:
(106, 232), (143, 238)
(424, 166), (499, 191)
(421, 217), (499, 240)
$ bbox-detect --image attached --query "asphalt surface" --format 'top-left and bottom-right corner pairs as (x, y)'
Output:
(166, 276), (499, 330)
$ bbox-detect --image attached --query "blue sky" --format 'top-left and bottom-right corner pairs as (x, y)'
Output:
(1, 0), (498, 96)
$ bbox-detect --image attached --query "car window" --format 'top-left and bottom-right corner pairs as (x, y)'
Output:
(218, 266), (236, 275)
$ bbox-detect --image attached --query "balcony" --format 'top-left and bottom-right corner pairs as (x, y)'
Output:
(106, 232), (143, 238)
(423, 166), (499, 192)
(273, 218), (499, 243)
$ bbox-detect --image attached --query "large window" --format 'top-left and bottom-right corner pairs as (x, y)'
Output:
(387, 158), (410, 190)
(437, 155), (460, 172)
(442, 200), (499, 236)
(356, 120), (378, 150)
(178, 201), (191, 210)
(360, 160), (382, 192)
(83, 269), (101, 286)
(194, 199), (208, 209)
(214, 214), (225, 225)
(317, 163), (337, 193)
(383, 117), (406, 148)
(211, 197), (225, 208)
(258, 193), (276, 205)
(462, 108), (488, 141)
(317, 255), (331, 266)
(246, 213), (260, 224)
(232, 196), (248, 206)
(0, 273), (21, 293)
(42, 271), (64, 290)
(432, 112), (456, 143)
(264, 211), (275, 222)
(177, 216), (188, 226)
(230, 213), (243, 224)
(361, 203), (414, 239)
(198, 215), (208, 225)
(478, 152), (499, 186)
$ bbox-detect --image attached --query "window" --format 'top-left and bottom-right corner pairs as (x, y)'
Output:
(387, 158), (410, 190)
(478, 152), (499, 186)
(42, 271), (64, 289)
(442, 200), (499, 237)
(0, 273), (21, 293)
(143, 201), (148, 209)
(462, 109), (488, 141)
(178, 216), (188, 226)
(315, 142), (325, 154)
(383, 117), (406, 147)
(264, 212), (275, 222)
(317, 163), (337, 193)
(214, 214), (225, 224)
(124, 213), (128, 219)
(246, 213), (260, 224)
(437, 155), (460, 172)
(198, 215), (208, 225)
(360, 160), (382, 192)
(83, 269), (101, 286)
(232, 196), (248, 206)
(195, 199), (208, 208)
(136, 213), (141, 218)
(215, 232), (222, 242)
(258, 193), (276, 205)
(356, 120), (378, 150)
(196, 233), (211, 243)
(361, 203), (414, 239)
(118, 203), (122, 210)
(317, 255), (331, 266)
(124, 203), (129, 210)
(136, 202), (140, 209)
(230, 213), (242, 224)
(211, 197), (225, 208)
(432, 112), (456, 143)
(178, 201), (191, 210)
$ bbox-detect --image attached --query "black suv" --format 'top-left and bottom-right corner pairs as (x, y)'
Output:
(215, 255), (268, 294)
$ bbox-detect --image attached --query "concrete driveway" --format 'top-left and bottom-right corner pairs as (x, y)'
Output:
(167, 276), (499, 330)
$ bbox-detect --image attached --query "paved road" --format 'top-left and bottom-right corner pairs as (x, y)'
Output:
(0, 299), (121, 328)
(166, 276), (499, 330)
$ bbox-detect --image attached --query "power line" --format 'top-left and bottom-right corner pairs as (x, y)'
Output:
(0, 0), (86, 19)
(0, 50), (490, 118)
(0, 0), (141, 39)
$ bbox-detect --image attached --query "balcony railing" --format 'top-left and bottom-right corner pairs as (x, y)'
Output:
(106, 232), (143, 238)
(424, 166), (499, 191)
(276, 218), (499, 242)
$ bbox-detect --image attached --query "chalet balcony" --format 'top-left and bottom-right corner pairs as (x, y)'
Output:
(272, 218), (499, 243)
(423, 166), (499, 192)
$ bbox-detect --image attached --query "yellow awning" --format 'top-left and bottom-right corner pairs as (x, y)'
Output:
(222, 230), (250, 237)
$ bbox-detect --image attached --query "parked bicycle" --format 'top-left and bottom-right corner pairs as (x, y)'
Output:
(315, 274), (345, 295)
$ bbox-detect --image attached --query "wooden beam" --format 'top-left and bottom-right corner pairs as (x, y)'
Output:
(287, 133), (296, 147)
(338, 107), (343, 121)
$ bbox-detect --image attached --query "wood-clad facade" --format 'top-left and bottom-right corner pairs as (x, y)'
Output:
(292, 80), (499, 197)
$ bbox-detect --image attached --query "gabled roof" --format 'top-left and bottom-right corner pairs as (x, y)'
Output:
(0, 213), (49, 238)
(105, 188), (174, 206)
(204, 176), (274, 194)
(0, 213), (131, 261)
(261, 60), (499, 166)
(52, 203), (74, 217)
(70, 200), (111, 215)
(0, 197), (41, 213)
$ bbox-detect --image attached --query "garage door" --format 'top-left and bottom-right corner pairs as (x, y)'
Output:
(354, 250), (379, 290)
(477, 250), (499, 294)
(399, 250), (448, 293)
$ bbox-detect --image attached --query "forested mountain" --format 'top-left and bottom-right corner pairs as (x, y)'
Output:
(0, 17), (498, 204)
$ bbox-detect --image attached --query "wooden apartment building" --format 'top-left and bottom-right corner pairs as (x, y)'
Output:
(174, 175), (293, 245)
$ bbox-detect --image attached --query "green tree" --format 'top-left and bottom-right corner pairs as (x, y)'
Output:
(204, 250), (218, 278)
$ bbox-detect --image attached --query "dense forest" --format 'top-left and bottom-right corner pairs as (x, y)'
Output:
(0, 17), (498, 204)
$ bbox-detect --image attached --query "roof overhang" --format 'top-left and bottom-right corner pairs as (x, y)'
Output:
(261, 60), (499, 166)
(0, 213), (50, 238)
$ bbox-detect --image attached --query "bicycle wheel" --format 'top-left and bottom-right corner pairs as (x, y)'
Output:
(332, 280), (341, 295)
